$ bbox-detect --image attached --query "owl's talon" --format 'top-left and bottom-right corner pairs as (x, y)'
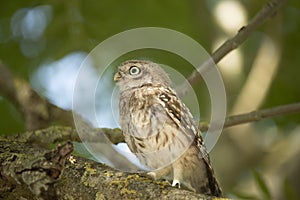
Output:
(172, 179), (181, 188)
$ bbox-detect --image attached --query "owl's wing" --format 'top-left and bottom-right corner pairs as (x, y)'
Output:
(154, 86), (211, 165)
(155, 86), (222, 196)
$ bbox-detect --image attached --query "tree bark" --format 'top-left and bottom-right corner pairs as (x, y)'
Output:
(0, 127), (221, 200)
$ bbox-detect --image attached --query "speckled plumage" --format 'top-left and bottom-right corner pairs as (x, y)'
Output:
(114, 60), (222, 196)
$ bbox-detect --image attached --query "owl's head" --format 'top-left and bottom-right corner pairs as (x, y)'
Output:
(114, 60), (171, 91)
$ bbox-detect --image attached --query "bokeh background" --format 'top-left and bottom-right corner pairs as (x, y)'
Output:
(0, 0), (299, 199)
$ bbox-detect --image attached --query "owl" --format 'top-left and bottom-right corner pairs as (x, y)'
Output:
(114, 60), (222, 196)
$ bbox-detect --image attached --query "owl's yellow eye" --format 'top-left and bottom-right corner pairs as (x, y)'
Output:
(129, 66), (141, 75)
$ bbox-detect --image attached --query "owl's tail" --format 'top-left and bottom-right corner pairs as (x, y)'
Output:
(204, 163), (222, 197)
(179, 148), (222, 197)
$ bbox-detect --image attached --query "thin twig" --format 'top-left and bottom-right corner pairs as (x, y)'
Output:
(225, 102), (300, 127)
(180, 0), (287, 93)
(199, 102), (300, 132)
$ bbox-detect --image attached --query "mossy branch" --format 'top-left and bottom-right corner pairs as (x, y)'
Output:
(0, 137), (222, 200)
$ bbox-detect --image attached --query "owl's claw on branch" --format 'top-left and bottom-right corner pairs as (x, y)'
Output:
(172, 179), (181, 188)
(146, 171), (157, 180)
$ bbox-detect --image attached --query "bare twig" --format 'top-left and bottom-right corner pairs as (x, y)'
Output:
(225, 102), (300, 127)
(183, 0), (287, 91)
(199, 102), (300, 132)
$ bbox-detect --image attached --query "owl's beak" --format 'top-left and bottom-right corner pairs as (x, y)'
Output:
(114, 72), (121, 82)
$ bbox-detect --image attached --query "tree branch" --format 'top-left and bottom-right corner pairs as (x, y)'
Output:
(224, 102), (300, 128)
(0, 138), (215, 200)
(0, 61), (19, 107)
(183, 0), (287, 91)
(0, 61), (74, 131)
(199, 102), (300, 132)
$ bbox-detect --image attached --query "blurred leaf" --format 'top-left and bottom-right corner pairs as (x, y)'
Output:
(283, 178), (298, 200)
(253, 169), (271, 200)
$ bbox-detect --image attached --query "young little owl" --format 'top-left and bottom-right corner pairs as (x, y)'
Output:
(114, 60), (222, 196)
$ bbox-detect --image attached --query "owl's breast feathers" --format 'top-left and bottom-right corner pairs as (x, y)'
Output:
(125, 84), (201, 143)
